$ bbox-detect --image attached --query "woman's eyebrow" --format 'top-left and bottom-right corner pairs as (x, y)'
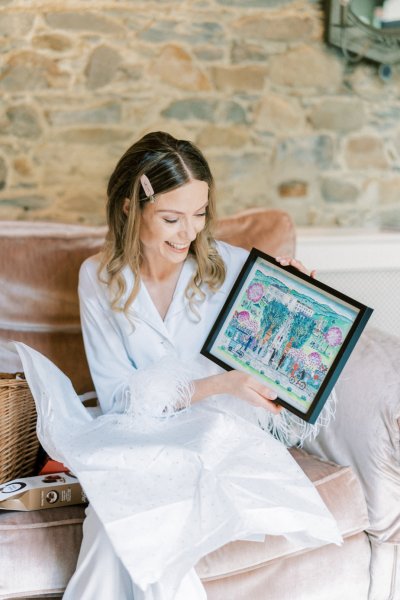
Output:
(156, 203), (208, 214)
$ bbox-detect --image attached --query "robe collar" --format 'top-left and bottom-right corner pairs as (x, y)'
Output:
(123, 256), (197, 340)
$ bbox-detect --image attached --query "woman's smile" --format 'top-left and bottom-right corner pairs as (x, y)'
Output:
(166, 241), (191, 252)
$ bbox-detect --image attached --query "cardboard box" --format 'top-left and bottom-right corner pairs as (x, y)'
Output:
(0, 472), (87, 511)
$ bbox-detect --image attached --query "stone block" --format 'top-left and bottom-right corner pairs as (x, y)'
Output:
(193, 46), (224, 61)
(378, 177), (400, 205)
(273, 135), (334, 170)
(54, 192), (105, 219)
(254, 95), (305, 133)
(151, 45), (211, 91)
(211, 65), (267, 92)
(38, 142), (114, 192)
(209, 152), (272, 212)
(162, 99), (247, 124)
(231, 41), (268, 64)
(46, 102), (121, 126)
(44, 12), (124, 35)
(232, 14), (314, 41)
(320, 177), (359, 203)
(85, 46), (122, 89)
(13, 157), (33, 177)
(309, 99), (365, 132)
(1, 105), (42, 139)
(0, 51), (68, 91)
(32, 34), (72, 52)
(137, 20), (180, 43)
(116, 64), (143, 84)
(189, 21), (225, 44)
(0, 195), (50, 210)
(345, 136), (389, 169)
(55, 127), (131, 144)
(196, 125), (248, 148)
(138, 19), (224, 45)
(269, 46), (342, 90)
(0, 13), (34, 36)
(278, 180), (308, 198)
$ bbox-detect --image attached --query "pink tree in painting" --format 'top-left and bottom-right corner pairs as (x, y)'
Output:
(323, 326), (343, 353)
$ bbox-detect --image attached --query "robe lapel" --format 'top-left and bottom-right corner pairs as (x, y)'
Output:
(163, 256), (196, 323)
(122, 265), (172, 341)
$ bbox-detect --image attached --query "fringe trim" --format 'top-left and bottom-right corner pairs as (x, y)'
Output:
(257, 389), (337, 448)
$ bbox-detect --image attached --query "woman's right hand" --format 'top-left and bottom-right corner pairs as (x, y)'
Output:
(192, 370), (283, 414)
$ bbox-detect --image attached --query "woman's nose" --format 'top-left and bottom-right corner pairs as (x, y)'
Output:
(180, 219), (197, 240)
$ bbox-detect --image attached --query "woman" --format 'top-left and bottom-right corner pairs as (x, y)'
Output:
(16, 132), (341, 600)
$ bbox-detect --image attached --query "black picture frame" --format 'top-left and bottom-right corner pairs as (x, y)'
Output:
(201, 248), (373, 424)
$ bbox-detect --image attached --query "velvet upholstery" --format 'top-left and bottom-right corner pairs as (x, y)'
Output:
(215, 208), (296, 256)
(204, 533), (371, 600)
(304, 327), (400, 545)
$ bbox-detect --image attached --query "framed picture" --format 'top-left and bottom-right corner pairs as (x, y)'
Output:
(201, 248), (373, 424)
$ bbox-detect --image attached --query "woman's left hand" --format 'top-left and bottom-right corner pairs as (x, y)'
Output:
(275, 256), (317, 279)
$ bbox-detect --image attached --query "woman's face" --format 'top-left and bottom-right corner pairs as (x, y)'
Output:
(138, 179), (209, 267)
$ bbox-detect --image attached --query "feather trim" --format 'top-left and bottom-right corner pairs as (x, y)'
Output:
(256, 389), (337, 448)
(122, 356), (195, 430)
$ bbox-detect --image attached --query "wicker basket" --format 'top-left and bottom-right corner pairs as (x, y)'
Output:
(0, 373), (40, 485)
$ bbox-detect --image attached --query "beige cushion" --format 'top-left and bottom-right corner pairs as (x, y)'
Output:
(304, 327), (400, 544)
(0, 450), (367, 598)
(215, 208), (296, 257)
(0, 505), (85, 599)
(204, 533), (370, 600)
(196, 448), (369, 579)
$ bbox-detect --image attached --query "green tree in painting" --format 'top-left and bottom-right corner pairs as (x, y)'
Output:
(260, 299), (289, 337)
(288, 313), (315, 349)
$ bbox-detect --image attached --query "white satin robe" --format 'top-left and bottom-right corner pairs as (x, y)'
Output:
(15, 241), (342, 600)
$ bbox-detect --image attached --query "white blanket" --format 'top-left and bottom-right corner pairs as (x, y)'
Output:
(15, 342), (342, 599)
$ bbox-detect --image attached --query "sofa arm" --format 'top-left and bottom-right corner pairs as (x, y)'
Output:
(303, 327), (400, 545)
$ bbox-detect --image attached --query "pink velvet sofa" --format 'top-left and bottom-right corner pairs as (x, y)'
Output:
(0, 209), (399, 600)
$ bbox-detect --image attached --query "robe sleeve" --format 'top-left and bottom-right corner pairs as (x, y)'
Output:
(78, 260), (193, 419)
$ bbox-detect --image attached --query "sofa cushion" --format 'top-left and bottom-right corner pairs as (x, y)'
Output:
(215, 208), (295, 257)
(0, 505), (85, 599)
(303, 327), (400, 544)
(0, 450), (368, 598)
(196, 448), (369, 580)
(204, 533), (371, 600)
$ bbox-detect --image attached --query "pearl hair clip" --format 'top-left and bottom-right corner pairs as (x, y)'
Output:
(140, 174), (156, 203)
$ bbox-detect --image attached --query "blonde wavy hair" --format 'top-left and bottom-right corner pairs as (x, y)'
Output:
(99, 131), (226, 317)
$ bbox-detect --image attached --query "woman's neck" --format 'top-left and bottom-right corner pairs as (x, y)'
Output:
(140, 256), (183, 284)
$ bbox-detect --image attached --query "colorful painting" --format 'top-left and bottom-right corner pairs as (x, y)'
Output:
(201, 249), (373, 423)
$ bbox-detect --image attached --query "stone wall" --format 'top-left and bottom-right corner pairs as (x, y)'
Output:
(1, 0), (400, 228)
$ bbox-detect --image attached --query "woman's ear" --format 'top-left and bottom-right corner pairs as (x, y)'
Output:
(123, 198), (130, 216)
